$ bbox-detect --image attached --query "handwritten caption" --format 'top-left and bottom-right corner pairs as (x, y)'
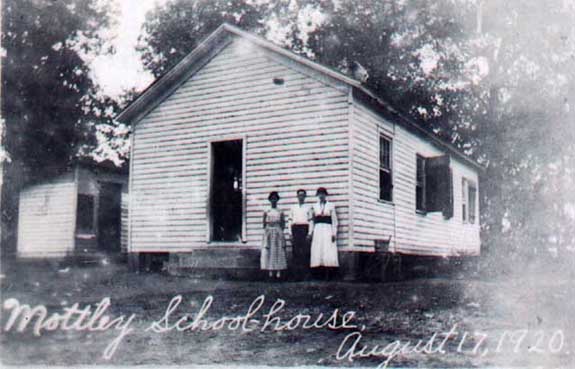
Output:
(2, 296), (570, 367)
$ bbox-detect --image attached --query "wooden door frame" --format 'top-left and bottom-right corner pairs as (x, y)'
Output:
(206, 135), (247, 244)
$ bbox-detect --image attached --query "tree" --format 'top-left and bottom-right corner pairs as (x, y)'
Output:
(138, 0), (269, 79)
(468, 0), (575, 263)
(137, 0), (575, 268)
(273, 0), (575, 264)
(1, 0), (114, 257)
(2, 0), (115, 177)
(82, 89), (138, 166)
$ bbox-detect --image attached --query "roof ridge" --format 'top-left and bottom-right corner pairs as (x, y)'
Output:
(117, 23), (483, 170)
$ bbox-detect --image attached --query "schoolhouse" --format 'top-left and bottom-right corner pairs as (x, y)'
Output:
(117, 24), (482, 278)
(16, 161), (128, 260)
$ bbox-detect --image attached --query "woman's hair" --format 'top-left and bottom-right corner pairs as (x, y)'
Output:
(296, 189), (307, 195)
(316, 187), (328, 196)
(268, 191), (280, 201)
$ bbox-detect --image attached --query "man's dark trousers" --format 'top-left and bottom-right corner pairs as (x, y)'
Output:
(291, 224), (310, 279)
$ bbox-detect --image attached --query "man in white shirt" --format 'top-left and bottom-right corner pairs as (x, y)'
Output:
(288, 189), (312, 279)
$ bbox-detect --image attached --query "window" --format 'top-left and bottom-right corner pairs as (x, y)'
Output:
(415, 154), (454, 218)
(462, 178), (468, 222)
(468, 182), (477, 224)
(379, 135), (393, 201)
(76, 194), (95, 234)
(462, 178), (477, 224)
(416, 155), (426, 211)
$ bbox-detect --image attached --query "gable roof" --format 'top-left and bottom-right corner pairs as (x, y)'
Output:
(117, 23), (483, 171)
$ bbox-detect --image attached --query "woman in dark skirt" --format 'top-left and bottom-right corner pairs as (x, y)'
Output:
(309, 187), (339, 279)
(261, 191), (287, 279)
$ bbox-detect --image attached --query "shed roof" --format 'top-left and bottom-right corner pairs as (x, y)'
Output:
(23, 159), (127, 189)
(117, 23), (483, 171)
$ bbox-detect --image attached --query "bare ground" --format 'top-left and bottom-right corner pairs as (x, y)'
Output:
(1, 260), (574, 368)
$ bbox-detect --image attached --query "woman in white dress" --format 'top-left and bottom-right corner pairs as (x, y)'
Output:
(309, 187), (338, 279)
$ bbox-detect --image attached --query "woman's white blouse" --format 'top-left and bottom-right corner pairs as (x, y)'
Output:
(310, 201), (338, 237)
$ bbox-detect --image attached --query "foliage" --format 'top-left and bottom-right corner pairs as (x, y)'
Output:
(82, 89), (137, 165)
(138, 0), (269, 78)
(137, 0), (575, 262)
(1, 0), (114, 180)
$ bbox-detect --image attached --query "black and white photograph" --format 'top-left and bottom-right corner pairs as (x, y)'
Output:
(1, 0), (574, 367)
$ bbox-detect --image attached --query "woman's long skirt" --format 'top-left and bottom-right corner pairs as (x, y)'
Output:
(260, 226), (287, 270)
(310, 223), (339, 267)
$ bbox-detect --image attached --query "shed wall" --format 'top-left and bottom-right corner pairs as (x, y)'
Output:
(17, 175), (77, 257)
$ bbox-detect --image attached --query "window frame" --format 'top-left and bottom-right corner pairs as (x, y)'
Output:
(461, 177), (477, 224)
(206, 135), (247, 244)
(468, 181), (477, 224)
(378, 134), (393, 203)
(461, 178), (468, 223)
(415, 154), (426, 213)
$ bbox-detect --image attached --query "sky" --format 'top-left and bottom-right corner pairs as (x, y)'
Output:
(90, 0), (166, 98)
(88, 0), (326, 98)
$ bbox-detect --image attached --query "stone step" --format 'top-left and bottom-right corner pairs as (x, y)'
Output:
(170, 248), (261, 269)
(164, 249), (261, 280)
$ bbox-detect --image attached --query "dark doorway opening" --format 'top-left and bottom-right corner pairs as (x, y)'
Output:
(210, 139), (243, 242)
(98, 182), (122, 253)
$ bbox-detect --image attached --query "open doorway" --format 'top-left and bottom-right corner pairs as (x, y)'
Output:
(98, 182), (122, 253)
(210, 139), (243, 242)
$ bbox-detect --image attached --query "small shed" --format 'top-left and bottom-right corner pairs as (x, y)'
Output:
(117, 24), (483, 277)
(17, 162), (128, 260)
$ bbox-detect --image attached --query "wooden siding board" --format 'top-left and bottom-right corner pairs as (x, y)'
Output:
(121, 190), (129, 253)
(144, 92), (348, 128)
(138, 104), (349, 140)
(154, 72), (337, 108)
(350, 102), (397, 251)
(131, 38), (351, 252)
(17, 178), (76, 258)
(351, 101), (480, 255)
(132, 143), (349, 166)
(392, 123), (480, 255)
(346, 89), (355, 249)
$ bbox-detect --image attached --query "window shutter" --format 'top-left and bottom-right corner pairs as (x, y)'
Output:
(424, 155), (451, 213)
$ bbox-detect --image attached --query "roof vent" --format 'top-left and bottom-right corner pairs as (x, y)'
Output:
(350, 61), (369, 83)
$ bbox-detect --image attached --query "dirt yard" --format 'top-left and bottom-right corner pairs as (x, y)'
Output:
(1, 260), (573, 368)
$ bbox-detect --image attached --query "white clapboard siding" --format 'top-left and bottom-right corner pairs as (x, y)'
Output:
(121, 189), (129, 253)
(130, 37), (351, 252)
(351, 101), (480, 256)
(350, 103), (396, 250)
(17, 176), (77, 258)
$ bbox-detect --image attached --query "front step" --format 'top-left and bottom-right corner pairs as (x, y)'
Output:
(165, 250), (359, 281)
(166, 248), (262, 279)
(172, 248), (261, 268)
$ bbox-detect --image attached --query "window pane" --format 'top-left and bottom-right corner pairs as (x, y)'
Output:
(416, 155), (425, 211)
(462, 178), (468, 222)
(77, 194), (95, 233)
(416, 156), (425, 184)
(379, 136), (392, 201)
(416, 185), (424, 211)
(469, 186), (477, 223)
(380, 170), (392, 201)
(380, 136), (390, 169)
